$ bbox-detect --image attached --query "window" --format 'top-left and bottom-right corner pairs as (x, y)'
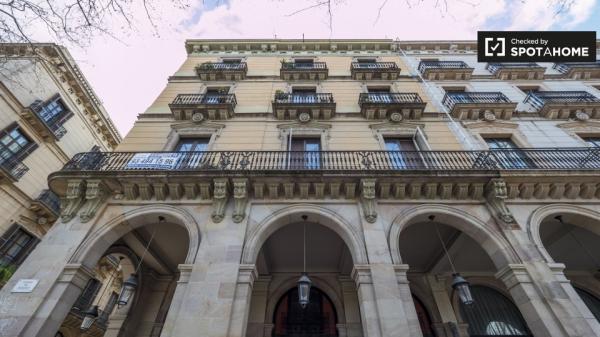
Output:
(582, 137), (600, 147)
(357, 58), (377, 63)
(203, 87), (230, 104)
(0, 124), (36, 163)
(0, 224), (39, 268)
(485, 138), (533, 169)
(516, 86), (540, 94)
(288, 137), (321, 169)
(384, 137), (422, 169)
(176, 138), (210, 152)
(291, 87), (317, 104)
(73, 278), (101, 310)
(37, 96), (69, 123)
(442, 86), (466, 93)
(221, 58), (242, 64)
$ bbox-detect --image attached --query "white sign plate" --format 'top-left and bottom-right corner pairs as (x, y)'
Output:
(125, 153), (183, 170)
(11, 279), (39, 293)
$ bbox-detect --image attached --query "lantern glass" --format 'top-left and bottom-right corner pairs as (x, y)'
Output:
(452, 273), (474, 305)
(118, 274), (138, 307)
(80, 305), (98, 330)
(297, 273), (312, 309)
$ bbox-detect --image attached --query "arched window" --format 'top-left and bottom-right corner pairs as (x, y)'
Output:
(413, 295), (436, 337)
(575, 287), (600, 322)
(273, 287), (337, 337)
(459, 286), (531, 337)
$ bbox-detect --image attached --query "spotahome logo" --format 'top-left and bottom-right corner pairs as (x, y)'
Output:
(478, 31), (596, 62)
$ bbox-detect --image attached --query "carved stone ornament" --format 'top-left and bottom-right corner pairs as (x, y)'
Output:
(192, 112), (205, 123)
(360, 179), (377, 223)
(212, 178), (229, 223)
(485, 179), (516, 225)
(298, 112), (311, 123)
(389, 112), (403, 123)
(79, 180), (109, 223)
(483, 111), (496, 122)
(232, 178), (248, 223)
(60, 180), (86, 223)
(575, 110), (590, 121)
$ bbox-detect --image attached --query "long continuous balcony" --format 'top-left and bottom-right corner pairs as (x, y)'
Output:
(486, 63), (545, 80)
(358, 93), (426, 120)
(280, 62), (328, 80)
(169, 93), (237, 121)
(350, 62), (400, 80)
(20, 99), (71, 141)
(272, 93), (336, 120)
(417, 61), (474, 80)
(553, 61), (600, 79)
(442, 92), (517, 120)
(195, 62), (248, 81)
(524, 91), (600, 119)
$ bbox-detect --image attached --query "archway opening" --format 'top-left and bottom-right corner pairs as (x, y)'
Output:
(273, 287), (337, 337)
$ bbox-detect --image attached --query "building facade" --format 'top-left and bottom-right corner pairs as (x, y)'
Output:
(0, 44), (121, 291)
(0, 39), (600, 337)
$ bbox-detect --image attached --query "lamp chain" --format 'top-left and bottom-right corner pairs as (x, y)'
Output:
(303, 222), (306, 273)
(434, 223), (457, 274)
(96, 257), (122, 308)
(134, 224), (159, 274)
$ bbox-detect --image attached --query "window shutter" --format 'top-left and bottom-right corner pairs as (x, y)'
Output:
(414, 127), (431, 151)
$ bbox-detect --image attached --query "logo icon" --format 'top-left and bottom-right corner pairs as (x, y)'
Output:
(484, 37), (505, 57)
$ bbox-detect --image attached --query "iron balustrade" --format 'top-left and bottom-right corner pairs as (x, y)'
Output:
(29, 100), (72, 139)
(442, 92), (513, 111)
(417, 61), (471, 73)
(170, 93), (237, 106)
(60, 149), (600, 173)
(359, 93), (423, 105)
(273, 93), (334, 104)
(0, 156), (29, 180)
(524, 91), (600, 111)
(35, 189), (61, 216)
(351, 62), (398, 70)
(196, 62), (247, 71)
(486, 63), (542, 74)
(553, 61), (600, 73)
(281, 62), (328, 70)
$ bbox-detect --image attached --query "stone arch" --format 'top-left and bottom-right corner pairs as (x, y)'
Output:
(265, 275), (346, 325)
(69, 204), (202, 269)
(242, 204), (368, 265)
(388, 204), (519, 269)
(528, 204), (600, 263)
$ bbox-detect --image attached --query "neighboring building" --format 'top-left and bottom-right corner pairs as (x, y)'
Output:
(0, 44), (120, 288)
(0, 39), (600, 337)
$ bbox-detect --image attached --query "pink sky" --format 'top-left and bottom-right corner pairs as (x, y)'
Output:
(64, 0), (598, 136)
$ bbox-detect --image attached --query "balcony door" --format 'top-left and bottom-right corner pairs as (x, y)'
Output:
(368, 87), (393, 103)
(176, 137), (210, 168)
(485, 138), (533, 169)
(384, 137), (422, 169)
(293, 58), (315, 69)
(289, 136), (321, 169)
(292, 87), (317, 104)
(204, 87), (229, 104)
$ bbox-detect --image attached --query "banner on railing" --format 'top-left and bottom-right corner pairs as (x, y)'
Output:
(126, 153), (183, 170)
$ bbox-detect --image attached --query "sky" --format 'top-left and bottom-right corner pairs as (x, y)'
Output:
(58, 0), (600, 136)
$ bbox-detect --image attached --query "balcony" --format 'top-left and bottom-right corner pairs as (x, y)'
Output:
(29, 189), (61, 223)
(280, 62), (328, 81)
(351, 62), (401, 80)
(486, 63), (545, 80)
(169, 93), (237, 121)
(195, 62), (248, 81)
(524, 91), (600, 119)
(553, 62), (600, 79)
(358, 93), (426, 120)
(417, 61), (474, 80)
(0, 156), (29, 183)
(20, 99), (72, 141)
(442, 92), (517, 120)
(272, 93), (336, 120)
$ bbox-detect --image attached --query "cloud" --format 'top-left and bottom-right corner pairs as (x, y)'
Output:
(506, 0), (597, 30)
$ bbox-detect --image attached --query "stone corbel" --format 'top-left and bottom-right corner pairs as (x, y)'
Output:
(360, 178), (377, 223)
(60, 179), (86, 223)
(485, 178), (516, 227)
(211, 178), (229, 223)
(79, 179), (109, 223)
(232, 178), (248, 223)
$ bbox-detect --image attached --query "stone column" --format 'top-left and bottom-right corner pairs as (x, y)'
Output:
(247, 276), (271, 337)
(159, 264), (194, 337)
(352, 265), (382, 337)
(426, 275), (468, 337)
(339, 276), (363, 337)
(394, 265), (424, 337)
(262, 323), (274, 337)
(227, 264), (258, 337)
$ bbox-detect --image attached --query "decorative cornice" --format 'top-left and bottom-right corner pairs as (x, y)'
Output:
(462, 120), (519, 130)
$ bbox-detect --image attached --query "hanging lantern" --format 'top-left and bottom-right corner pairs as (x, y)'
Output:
(297, 273), (312, 309)
(452, 273), (473, 305)
(80, 305), (99, 330)
(118, 274), (138, 307)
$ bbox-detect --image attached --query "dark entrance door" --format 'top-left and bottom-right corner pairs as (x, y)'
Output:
(273, 287), (337, 337)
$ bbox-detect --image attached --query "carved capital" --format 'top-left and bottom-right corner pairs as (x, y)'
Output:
(79, 179), (109, 223)
(232, 178), (248, 223)
(485, 179), (516, 227)
(360, 178), (377, 223)
(60, 179), (86, 223)
(211, 178), (229, 223)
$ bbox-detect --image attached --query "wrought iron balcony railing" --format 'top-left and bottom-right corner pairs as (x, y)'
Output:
(0, 156), (29, 181)
(359, 93), (423, 105)
(442, 92), (513, 110)
(60, 149), (600, 173)
(196, 62), (247, 71)
(351, 62), (398, 70)
(418, 61), (471, 73)
(553, 61), (600, 73)
(524, 91), (600, 111)
(35, 189), (61, 217)
(170, 93), (237, 106)
(281, 62), (328, 70)
(273, 93), (334, 105)
(28, 99), (72, 140)
(486, 63), (542, 74)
